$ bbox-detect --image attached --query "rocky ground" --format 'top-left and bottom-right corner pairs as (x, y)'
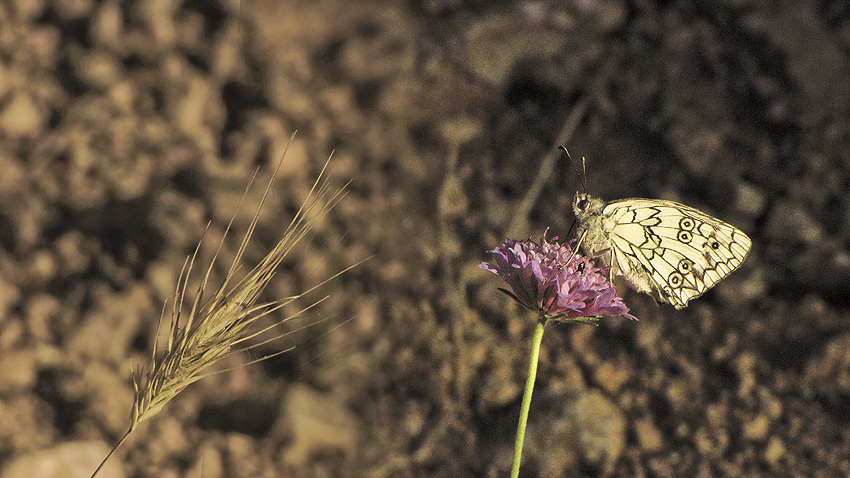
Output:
(1, 0), (849, 477)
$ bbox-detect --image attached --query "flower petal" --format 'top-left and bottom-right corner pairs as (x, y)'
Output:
(481, 234), (636, 320)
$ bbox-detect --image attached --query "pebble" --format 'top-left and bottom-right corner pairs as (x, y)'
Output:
(573, 389), (627, 466)
(277, 384), (359, 465)
(0, 349), (36, 393)
(464, 16), (566, 85)
(0, 441), (124, 478)
(0, 93), (42, 138)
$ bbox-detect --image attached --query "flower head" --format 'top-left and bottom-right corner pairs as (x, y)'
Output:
(480, 231), (636, 321)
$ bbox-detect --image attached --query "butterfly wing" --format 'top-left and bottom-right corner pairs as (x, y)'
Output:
(603, 199), (751, 309)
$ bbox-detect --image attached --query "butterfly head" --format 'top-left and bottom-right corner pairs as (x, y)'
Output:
(572, 192), (605, 220)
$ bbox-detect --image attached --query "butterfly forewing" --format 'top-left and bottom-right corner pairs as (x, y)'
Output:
(577, 195), (751, 309)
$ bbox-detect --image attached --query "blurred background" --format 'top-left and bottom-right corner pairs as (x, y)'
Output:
(0, 0), (848, 476)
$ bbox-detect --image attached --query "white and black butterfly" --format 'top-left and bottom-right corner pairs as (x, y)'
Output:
(572, 193), (751, 309)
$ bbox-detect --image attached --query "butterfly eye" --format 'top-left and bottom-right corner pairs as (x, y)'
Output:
(577, 198), (589, 211)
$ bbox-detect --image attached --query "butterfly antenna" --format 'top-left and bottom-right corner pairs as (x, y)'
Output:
(581, 156), (587, 185)
(558, 146), (588, 193)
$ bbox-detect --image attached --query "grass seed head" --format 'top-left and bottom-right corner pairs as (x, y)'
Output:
(91, 138), (358, 478)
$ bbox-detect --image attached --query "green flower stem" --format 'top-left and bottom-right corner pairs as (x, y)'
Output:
(510, 314), (548, 478)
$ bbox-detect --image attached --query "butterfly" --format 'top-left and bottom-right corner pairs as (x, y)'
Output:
(572, 193), (751, 309)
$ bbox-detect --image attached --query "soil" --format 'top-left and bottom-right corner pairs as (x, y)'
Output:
(1, 0), (849, 477)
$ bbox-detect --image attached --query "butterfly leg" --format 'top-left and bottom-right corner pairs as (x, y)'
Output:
(606, 248), (616, 282)
(575, 228), (616, 279)
(561, 230), (589, 273)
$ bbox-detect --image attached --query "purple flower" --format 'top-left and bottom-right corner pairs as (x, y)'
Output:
(480, 232), (637, 321)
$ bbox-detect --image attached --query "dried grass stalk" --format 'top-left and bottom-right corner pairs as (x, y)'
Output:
(91, 137), (357, 477)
